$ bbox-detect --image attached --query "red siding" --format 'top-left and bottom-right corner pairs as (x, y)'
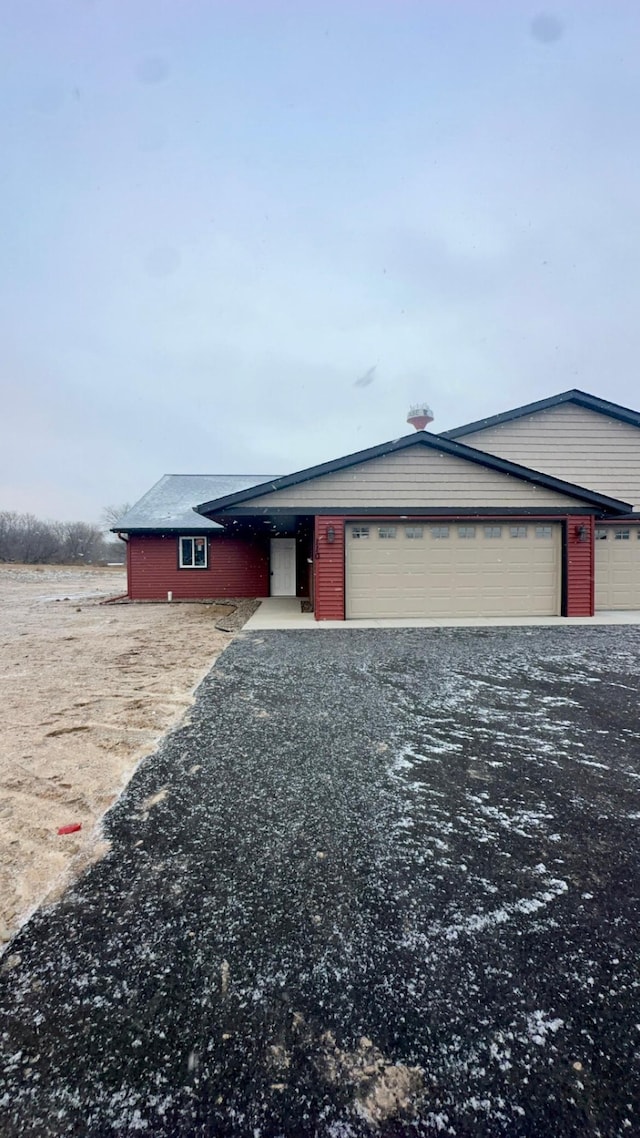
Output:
(565, 514), (595, 616)
(314, 516), (345, 620)
(127, 534), (269, 600)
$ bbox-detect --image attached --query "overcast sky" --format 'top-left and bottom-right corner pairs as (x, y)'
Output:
(2, 1), (640, 522)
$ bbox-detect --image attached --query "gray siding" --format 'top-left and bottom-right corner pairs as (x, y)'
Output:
(247, 447), (585, 509)
(461, 403), (640, 510)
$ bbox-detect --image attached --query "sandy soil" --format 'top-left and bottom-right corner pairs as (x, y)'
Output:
(0, 565), (235, 943)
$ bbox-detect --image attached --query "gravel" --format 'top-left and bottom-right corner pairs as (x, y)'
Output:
(0, 627), (639, 1137)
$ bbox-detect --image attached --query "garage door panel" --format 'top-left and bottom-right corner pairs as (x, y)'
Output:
(347, 523), (561, 618)
(595, 528), (640, 609)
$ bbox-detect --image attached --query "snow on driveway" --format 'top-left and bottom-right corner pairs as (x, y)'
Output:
(1, 627), (639, 1136)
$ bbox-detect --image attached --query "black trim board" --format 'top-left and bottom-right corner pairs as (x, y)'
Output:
(214, 506), (605, 518)
(440, 388), (640, 440)
(195, 430), (630, 516)
(112, 527), (225, 536)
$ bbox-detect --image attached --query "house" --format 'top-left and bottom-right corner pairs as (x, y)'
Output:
(113, 389), (640, 620)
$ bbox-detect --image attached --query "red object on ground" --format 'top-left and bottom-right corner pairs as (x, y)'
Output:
(57, 823), (82, 835)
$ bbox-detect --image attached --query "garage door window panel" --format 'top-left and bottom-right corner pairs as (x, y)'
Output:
(431, 526), (450, 539)
(484, 526), (502, 538)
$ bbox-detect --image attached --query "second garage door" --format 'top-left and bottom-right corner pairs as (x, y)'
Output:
(595, 525), (640, 610)
(346, 521), (561, 618)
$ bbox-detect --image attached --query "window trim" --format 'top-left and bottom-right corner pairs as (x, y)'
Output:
(178, 535), (209, 569)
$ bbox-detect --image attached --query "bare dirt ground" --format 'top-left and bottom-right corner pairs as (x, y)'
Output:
(0, 565), (236, 943)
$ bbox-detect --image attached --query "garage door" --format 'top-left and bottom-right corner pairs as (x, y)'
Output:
(346, 522), (561, 619)
(595, 525), (640, 610)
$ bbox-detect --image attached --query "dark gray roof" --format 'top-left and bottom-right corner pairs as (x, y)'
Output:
(112, 475), (279, 533)
(194, 431), (632, 516)
(441, 389), (640, 440)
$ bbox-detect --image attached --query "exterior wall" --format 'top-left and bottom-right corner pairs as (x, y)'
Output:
(246, 447), (583, 509)
(127, 534), (269, 600)
(459, 403), (640, 510)
(565, 515), (594, 616)
(314, 516), (345, 620)
(312, 513), (596, 620)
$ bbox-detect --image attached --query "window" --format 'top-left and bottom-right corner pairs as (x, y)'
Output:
(509, 526), (527, 538)
(430, 526), (450, 539)
(378, 526), (397, 539)
(351, 526), (370, 539)
(405, 526), (423, 539)
(484, 526), (502, 539)
(615, 528), (630, 540)
(595, 528), (608, 540)
(179, 536), (208, 568)
(535, 525), (552, 539)
(458, 525), (476, 539)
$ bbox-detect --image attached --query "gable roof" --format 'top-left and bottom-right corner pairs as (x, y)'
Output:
(195, 431), (631, 516)
(440, 389), (640, 441)
(112, 474), (279, 533)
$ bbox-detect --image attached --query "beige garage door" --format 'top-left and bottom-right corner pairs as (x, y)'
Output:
(346, 521), (561, 618)
(595, 525), (640, 610)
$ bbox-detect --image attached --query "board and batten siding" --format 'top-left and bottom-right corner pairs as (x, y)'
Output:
(245, 447), (583, 509)
(459, 403), (640, 510)
(127, 534), (269, 600)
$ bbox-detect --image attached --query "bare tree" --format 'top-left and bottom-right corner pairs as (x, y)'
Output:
(0, 512), (108, 564)
(102, 503), (132, 529)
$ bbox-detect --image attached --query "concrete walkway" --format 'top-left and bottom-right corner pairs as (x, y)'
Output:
(245, 596), (640, 630)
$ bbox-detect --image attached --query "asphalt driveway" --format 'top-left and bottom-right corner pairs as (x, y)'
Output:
(1, 628), (639, 1137)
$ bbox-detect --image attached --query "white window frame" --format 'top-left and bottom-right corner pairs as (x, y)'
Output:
(509, 525), (528, 539)
(457, 525), (476, 539)
(615, 528), (630, 541)
(595, 528), (608, 541)
(535, 525), (553, 539)
(405, 526), (423, 539)
(179, 535), (208, 569)
(430, 525), (450, 539)
(351, 526), (370, 540)
(484, 526), (502, 539)
(378, 526), (397, 539)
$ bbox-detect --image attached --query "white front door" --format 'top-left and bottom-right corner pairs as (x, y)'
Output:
(270, 538), (297, 596)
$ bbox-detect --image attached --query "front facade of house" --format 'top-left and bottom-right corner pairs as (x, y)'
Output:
(114, 390), (640, 620)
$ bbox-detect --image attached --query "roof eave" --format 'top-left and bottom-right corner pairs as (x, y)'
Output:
(194, 429), (631, 516)
(441, 389), (640, 440)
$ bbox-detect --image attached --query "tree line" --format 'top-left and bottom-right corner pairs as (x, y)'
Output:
(0, 508), (128, 565)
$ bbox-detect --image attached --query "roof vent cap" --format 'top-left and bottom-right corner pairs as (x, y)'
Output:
(407, 403), (434, 431)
